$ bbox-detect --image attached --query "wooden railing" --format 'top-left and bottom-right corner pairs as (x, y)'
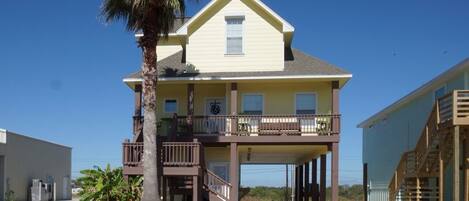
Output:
(389, 151), (417, 199)
(123, 142), (201, 168)
(123, 142), (143, 167)
(204, 169), (231, 201)
(438, 90), (469, 125)
(168, 114), (340, 137)
(162, 142), (201, 167)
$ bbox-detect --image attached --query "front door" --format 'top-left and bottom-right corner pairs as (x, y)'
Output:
(205, 98), (226, 134)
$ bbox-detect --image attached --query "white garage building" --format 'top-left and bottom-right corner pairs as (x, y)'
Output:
(0, 128), (72, 201)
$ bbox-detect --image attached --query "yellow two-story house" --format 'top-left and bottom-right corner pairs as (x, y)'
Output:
(121, 0), (352, 201)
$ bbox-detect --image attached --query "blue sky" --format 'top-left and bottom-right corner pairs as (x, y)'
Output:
(1, 0), (469, 187)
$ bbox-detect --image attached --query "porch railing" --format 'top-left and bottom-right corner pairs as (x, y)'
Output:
(204, 169), (231, 201)
(168, 114), (340, 137)
(123, 142), (201, 168)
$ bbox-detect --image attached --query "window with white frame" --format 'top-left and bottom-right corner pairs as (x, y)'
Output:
(243, 94), (263, 115)
(226, 17), (244, 55)
(164, 99), (177, 113)
(295, 93), (317, 114)
(434, 86), (446, 100)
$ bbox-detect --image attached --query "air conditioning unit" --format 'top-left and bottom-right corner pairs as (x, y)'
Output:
(31, 179), (56, 201)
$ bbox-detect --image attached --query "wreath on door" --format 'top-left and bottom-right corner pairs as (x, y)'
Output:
(210, 101), (221, 115)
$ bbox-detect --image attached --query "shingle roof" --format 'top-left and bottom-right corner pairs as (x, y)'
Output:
(124, 48), (350, 79)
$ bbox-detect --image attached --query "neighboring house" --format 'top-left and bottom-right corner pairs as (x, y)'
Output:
(0, 129), (72, 201)
(359, 58), (469, 201)
(121, 0), (352, 201)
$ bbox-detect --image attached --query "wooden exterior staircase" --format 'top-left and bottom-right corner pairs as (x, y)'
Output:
(123, 141), (231, 201)
(389, 90), (469, 200)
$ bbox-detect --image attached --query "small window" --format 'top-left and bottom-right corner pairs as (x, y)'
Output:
(296, 93), (316, 114)
(434, 86), (446, 100)
(243, 94), (263, 115)
(164, 99), (177, 113)
(226, 17), (244, 55)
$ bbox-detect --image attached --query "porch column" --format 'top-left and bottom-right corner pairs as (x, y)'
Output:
(331, 143), (339, 201)
(187, 84), (194, 135)
(331, 81), (340, 134)
(454, 126), (461, 201)
(133, 84), (143, 137)
(305, 162), (310, 201)
(193, 175), (201, 201)
(312, 159), (318, 201)
(299, 165), (304, 201)
(230, 142), (239, 201)
(231, 83), (238, 136)
(363, 163), (368, 201)
(320, 155), (326, 201)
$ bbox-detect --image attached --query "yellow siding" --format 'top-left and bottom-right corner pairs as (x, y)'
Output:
(194, 84), (227, 115)
(232, 82), (332, 114)
(157, 37), (183, 61)
(156, 84), (187, 120)
(156, 81), (332, 119)
(186, 0), (284, 72)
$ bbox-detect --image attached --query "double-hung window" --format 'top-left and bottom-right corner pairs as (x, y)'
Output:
(295, 93), (317, 114)
(434, 86), (446, 100)
(243, 94), (263, 115)
(226, 17), (244, 55)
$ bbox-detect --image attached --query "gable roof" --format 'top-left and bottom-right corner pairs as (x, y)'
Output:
(358, 58), (469, 128)
(176, 0), (294, 35)
(124, 48), (351, 82)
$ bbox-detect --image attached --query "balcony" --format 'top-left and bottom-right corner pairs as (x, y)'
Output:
(162, 114), (340, 137)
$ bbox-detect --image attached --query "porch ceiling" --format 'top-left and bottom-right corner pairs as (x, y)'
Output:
(238, 145), (328, 164)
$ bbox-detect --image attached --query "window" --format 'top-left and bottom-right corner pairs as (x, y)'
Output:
(164, 99), (177, 113)
(295, 93), (316, 114)
(226, 17), (244, 54)
(434, 86), (446, 100)
(243, 94), (263, 115)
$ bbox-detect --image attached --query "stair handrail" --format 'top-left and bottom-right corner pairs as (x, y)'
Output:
(204, 169), (231, 200)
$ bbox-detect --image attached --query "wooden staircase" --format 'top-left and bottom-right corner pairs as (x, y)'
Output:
(389, 90), (469, 201)
(123, 141), (231, 201)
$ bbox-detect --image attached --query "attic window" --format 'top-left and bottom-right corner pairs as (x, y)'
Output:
(226, 17), (244, 55)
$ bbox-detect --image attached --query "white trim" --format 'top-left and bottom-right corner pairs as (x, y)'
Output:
(163, 98), (178, 114)
(241, 93), (265, 115)
(204, 97), (227, 116)
(123, 74), (353, 83)
(175, 0), (294, 35)
(294, 92), (318, 115)
(358, 58), (469, 128)
(134, 33), (178, 38)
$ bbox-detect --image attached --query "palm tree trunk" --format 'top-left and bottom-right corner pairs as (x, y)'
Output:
(141, 31), (161, 201)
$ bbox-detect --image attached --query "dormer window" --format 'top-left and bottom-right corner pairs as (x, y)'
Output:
(226, 17), (244, 55)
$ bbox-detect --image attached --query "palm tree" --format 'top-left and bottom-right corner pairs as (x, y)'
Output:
(101, 0), (189, 200)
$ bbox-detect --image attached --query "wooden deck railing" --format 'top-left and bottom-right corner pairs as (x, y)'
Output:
(162, 142), (201, 167)
(168, 114), (340, 137)
(123, 142), (202, 168)
(204, 169), (231, 201)
(438, 90), (469, 125)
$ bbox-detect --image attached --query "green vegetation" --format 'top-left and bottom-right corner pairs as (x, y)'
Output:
(77, 164), (142, 201)
(5, 190), (15, 201)
(240, 185), (363, 201)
